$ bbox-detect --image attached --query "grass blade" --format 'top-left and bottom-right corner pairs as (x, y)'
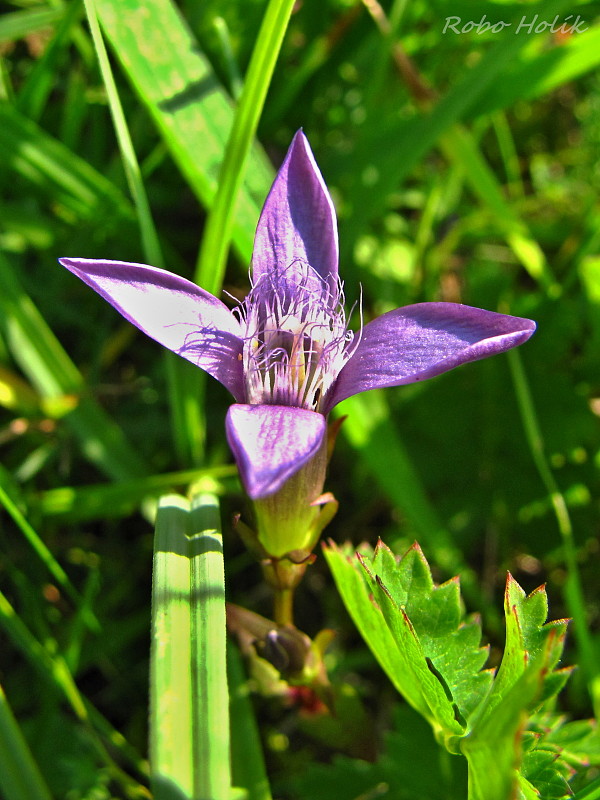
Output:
(0, 251), (147, 480)
(0, 464), (99, 631)
(194, 0), (297, 294)
(508, 348), (600, 713)
(0, 684), (52, 800)
(0, 6), (63, 45)
(151, 492), (229, 799)
(34, 465), (237, 522)
(228, 644), (273, 800)
(438, 124), (555, 290)
(0, 104), (133, 224)
(95, 0), (274, 267)
(83, 0), (205, 465)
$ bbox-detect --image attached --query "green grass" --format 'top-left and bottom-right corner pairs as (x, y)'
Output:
(1, 0), (600, 797)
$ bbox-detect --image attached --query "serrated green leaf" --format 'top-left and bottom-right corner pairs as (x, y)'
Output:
(369, 542), (493, 735)
(325, 540), (492, 745)
(535, 715), (600, 771)
(462, 575), (571, 800)
(462, 661), (549, 800)
(521, 748), (571, 800)
(322, 541), (433, 722)
(484, 575), (570, 719)
(369, 563), (466, 740)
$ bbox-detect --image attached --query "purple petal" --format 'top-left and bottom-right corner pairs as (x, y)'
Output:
(252, 130), (339, 292)
(225, 404), (327, 500)
(59, 258), (245, 401)
(326, 302), (536, 411)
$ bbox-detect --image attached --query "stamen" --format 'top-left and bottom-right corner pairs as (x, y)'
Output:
(241, 261), (357, 411)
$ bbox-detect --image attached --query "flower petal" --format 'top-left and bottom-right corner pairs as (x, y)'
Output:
(326, 302), (536, 411)
(252, 130), (339, 291)
(225, 404), (327, 500)
(59, 258), (245, 400)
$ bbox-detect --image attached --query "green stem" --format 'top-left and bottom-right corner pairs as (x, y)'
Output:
(274, 588), (294, 627)
(195, 0), (296, 295)
(508, 349), (599, 711)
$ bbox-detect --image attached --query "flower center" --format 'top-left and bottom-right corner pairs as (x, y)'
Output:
(240, 262), (354, 411)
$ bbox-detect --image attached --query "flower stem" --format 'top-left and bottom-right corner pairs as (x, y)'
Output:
(274, 588), (294, 627)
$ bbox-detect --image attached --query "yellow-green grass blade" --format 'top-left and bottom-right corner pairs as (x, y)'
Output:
(0, 684), (53, 800)
(470, 23), (600, 119)
(95, 0), (274, 268)
(0, 5), (64, 45)
(0, 251), (147, 480)
(0, 464), (99, 631)
(194, 0), (297, 295)
(0, 104), (134, 226)
(33, 465), (238, 522)
(151, 492), (230, 799)
(438, 124), (555, 291)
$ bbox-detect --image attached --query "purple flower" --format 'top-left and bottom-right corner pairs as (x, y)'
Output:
(59, 131), (535, 526)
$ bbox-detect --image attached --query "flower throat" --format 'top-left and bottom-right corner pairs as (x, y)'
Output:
(241, 262), (353, 412)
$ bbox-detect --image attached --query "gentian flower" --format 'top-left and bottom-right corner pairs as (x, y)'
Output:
(59, 131), (535, 568)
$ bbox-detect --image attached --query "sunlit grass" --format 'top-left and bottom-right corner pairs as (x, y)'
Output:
(1, 0), (600, 797)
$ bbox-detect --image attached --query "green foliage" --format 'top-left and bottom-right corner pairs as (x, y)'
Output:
(288, 704), (468, 800)
(1, 0), (600, 797)
(324, 539), (581, 799)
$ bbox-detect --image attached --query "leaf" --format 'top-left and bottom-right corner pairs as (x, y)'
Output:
(469, 24), (600, 120)
(480, 574), (571, 722)
(327, 540), (574, 800)
(546, 718), (600, 769)
(462, 576), (572, 800)
(323, 540), (433, 722)
(94, 0), (274, 267)
(0, 5), (63, 45)
(0, 251), (147, 481)
(324, 539), (493, 746)
(336, 0), (576, 259)
(0, 105), (134, 227)
(150, 492), (230, 798)
(0, 683), (53, 800)
(32, 465), (237, 522)
(520, 748), (572, 800)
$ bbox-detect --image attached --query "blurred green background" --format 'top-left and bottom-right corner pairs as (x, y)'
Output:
(1, 0), (600, 797)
